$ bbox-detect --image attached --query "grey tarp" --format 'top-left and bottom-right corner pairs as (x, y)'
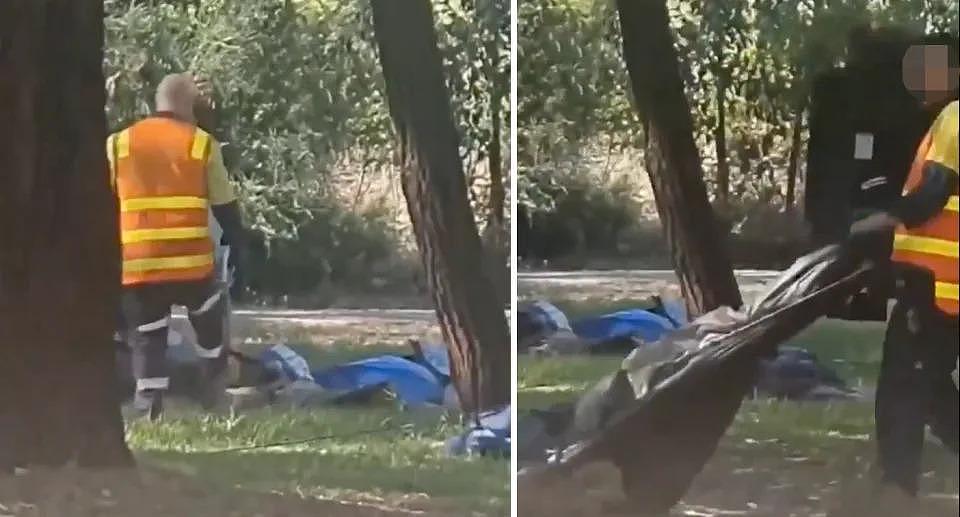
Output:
(518, 243), (874, 515)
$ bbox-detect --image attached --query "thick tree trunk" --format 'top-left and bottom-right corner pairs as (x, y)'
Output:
(785, 105), (805, 209)
(370, 0), (510, 414)
(616, 0), (742, 316)
(0, 0), (133, 469)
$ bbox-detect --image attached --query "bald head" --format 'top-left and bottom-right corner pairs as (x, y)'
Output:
(155, 73), (199, 122)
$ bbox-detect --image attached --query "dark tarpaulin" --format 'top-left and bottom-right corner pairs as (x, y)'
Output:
(518, 243), (875, 515)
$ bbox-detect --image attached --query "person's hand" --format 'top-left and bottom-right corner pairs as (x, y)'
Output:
(848, 211), (900, 259)
(849, 211), (900, 237)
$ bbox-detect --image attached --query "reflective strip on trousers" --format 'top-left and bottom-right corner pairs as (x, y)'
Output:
(123, 253), (213, 274)
(191, 290), (223, 315)
(193, 344), (223, 359)
(893, 234), (959, 258)
(138, 317), (169, 333)
(122, 226), (210, 244)
(137, 377), (170, 391)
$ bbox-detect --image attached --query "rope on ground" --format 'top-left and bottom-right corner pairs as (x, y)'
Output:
(205, 422), (414, 454)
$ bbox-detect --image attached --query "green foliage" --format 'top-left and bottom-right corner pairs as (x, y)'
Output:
(519, 0), (958, 264)
(518, 0), (637, 168)
(104, 0), (508, 296)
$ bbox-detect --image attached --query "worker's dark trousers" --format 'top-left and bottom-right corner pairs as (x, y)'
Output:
(120, 279), (227, 407)
(876, 298), (959, 495)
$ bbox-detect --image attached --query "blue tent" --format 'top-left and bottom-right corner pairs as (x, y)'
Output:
(311, 355), (448, 406)
(571, 309), (679, 346)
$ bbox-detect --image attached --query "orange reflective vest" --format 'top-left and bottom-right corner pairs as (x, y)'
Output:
(890, 101), (959, 315)
(111, 117), (214, 286)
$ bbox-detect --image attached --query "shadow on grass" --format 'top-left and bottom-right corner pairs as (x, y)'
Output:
(139, 448), (507, 515)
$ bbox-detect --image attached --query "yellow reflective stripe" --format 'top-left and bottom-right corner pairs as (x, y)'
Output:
(121, 227), (209, 244)
(936, 281), (959, 301)
(120, 196), (207, 212)
(108, 133), (118, 190)
(190, 130), (210, 160)
(116, 129), (130, 158)
(946, 195), (959, 213)
(123, 254), (213, 274)
(893, 234), (959, 258)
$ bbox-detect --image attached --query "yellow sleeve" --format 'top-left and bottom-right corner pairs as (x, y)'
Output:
(925, 101), (958, 174)
(106, 133), (117, 190)
(206, 137), (237, 205)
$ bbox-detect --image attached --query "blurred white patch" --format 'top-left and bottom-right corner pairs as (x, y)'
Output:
(854, 132), (874, 160)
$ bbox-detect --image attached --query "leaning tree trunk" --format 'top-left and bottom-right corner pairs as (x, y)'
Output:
(370, 0), (510, 415)
(0, 0), (132, 469)
(616, 0), (742, 316)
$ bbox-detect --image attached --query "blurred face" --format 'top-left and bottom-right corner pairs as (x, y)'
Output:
(902, 44), (959, 107)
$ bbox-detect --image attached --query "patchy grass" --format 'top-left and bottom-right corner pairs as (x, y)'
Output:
(127, 405), (507, 516)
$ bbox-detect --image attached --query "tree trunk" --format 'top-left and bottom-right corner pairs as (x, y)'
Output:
(0, 0), (133, 469)
(785, 105), (805, 209)
(370, 0), (510, 415)
(483, 89), (509, 306)
(713, 49), (730, 205)
(615, 0), (742, 316)
(488, 103), (506, 234)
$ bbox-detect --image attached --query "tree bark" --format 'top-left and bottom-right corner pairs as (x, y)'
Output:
(483, 89), (509, 307)
(785, 105), (805, 209)
(713, 48), (730, 205)
(0, 0), (132, 469)
(370, 0), (510, 415)
(488, 103), (506, 236)
(615, 0), (742, 316)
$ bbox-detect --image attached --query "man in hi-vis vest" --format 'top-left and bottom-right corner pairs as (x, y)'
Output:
(107, 73), (246, 420)
(851, 41), (958, 502)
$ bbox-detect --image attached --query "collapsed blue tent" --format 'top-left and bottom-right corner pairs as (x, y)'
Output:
(260, 342), (510, 457)
(312, 355), (449, 406)
(571, 309), (678, 346)
(258, 342), (453, 407)
(519, 298), (686, 354)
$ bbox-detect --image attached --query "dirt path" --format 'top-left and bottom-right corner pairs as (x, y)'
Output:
(231, 308), (443, 346)
(519, 269), (780, 305)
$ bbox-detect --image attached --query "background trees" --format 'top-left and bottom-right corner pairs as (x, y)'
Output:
(518, 0), (958, 268)
(103, 0), (509, 303)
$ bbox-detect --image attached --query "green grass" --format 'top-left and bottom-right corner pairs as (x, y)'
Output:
(127, 343), (509, 516)
(518, 310), (959, 510)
